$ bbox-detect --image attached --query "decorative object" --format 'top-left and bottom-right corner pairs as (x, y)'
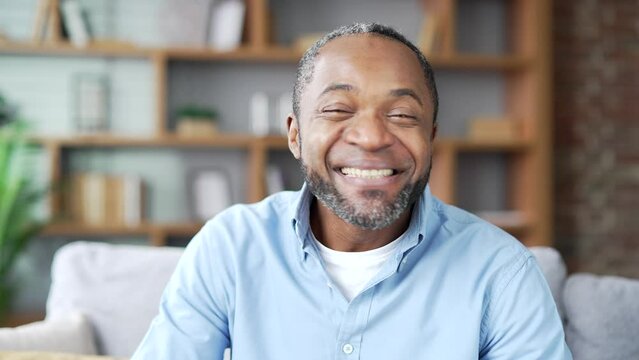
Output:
(208, 0), (246, 51)
(160, 0), (212, 48)
(187, 168), (231, 221)
(60, 0), (90, 47)
(250, 92), (292, 136)
(249, 92), (269, 136)
(175, 105), (218, 137)
(0, 94), (47, 321)
(468, 116), (519, 141)
(72, 74), (109, 133)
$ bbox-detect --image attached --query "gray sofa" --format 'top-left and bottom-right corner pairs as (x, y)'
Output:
(529, 247), (639, 360)
(0, 242), (637, 359)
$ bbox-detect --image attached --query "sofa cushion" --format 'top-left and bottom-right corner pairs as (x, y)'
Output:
(563, 273), (639, 360)
(0, 312), (97, 354)
(46, 241), (183, 357)
(528, 246), (567, 319)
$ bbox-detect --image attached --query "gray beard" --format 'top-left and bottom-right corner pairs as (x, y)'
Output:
(300, 160), (431, 230)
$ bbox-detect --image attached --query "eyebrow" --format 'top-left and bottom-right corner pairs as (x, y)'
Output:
(320, 83), (356, 97)
(319, 84), (423, 106)
(389, 88), (423, 106)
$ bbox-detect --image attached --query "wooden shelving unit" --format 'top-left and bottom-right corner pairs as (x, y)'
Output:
(1, 0), (551, 247)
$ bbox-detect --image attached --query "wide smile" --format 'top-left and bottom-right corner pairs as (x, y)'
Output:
(340, 167), (396, 179)
(334, 166), (404, 187)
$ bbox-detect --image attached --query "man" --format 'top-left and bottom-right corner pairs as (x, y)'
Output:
(133, 23), (571, 359)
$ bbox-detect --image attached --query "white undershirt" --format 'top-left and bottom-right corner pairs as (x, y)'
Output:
(313, 236), (401, 302)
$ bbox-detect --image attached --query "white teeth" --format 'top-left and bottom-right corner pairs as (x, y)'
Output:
(340, 167), (394, 179)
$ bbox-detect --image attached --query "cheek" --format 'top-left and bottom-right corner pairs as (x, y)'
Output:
(398, 133), (433, 170)
(301, 122), (343, 163)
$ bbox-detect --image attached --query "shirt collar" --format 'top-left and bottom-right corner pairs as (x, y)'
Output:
(290, 183), (434, 260)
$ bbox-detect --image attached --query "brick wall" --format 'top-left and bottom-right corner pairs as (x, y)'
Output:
(553, 0), (639, 277)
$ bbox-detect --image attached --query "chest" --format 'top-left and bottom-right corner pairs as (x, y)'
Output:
(228, 252), (486, 360)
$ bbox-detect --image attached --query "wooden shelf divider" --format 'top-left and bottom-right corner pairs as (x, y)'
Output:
(0, 42), (530, 71)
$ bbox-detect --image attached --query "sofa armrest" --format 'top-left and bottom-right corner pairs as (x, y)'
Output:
(528, 246), (567, 319)
(0, 312), (97, 355)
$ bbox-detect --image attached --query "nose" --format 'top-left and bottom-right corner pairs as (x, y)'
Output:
(343, 112), (395, 151)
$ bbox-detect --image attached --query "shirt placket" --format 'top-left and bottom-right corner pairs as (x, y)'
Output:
(334, 288), (375, 360)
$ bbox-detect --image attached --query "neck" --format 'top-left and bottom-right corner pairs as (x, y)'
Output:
(310, 198), (412, 252)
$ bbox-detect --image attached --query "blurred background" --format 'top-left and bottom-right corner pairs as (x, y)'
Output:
(0, 0), (637, 326)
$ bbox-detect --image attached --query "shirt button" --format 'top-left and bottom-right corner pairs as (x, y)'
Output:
(342, 343), (354, 354)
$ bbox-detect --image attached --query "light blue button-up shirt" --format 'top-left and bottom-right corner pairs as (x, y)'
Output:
(133, 185), (572, 359)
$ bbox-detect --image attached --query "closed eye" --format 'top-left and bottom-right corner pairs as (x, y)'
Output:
(388, 112), (420, 127)
(320, 107), (354, 120)
(389, 113), (416, 119)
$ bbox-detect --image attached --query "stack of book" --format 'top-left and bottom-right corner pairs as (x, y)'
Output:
(33, 0), (91, 47)
(67, 173), (144, 227)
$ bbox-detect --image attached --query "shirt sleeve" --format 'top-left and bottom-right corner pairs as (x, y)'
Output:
(479, 254), (573, 360)
(131, 221), (232, 360)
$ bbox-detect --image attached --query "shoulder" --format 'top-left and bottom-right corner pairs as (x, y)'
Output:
(431, 197), (529, 254)
(209, 190), (298, 230)
(426, 196), (535, 288)
(192, 190), (299, 254)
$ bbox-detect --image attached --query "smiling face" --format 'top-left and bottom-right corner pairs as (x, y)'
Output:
(288, 34), (437, 230)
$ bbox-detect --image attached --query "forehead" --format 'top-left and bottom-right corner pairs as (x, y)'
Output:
(309, 34), (427, 93)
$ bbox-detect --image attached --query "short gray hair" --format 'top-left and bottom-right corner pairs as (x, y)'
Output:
(292, 22), (439, 125)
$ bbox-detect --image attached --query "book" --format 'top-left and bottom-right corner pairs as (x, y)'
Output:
(32, 0), (52, 43)
(60, 0), (90, 47)
(67, 173), (143, 227)
(105, 176), (123, 226)
(82, 173), (106, 225)
(47, 0), (62, 43)
(67, 173), (85, 222)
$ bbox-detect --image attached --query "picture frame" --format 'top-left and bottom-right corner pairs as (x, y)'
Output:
(72, 73), (109, 133)
(187, 167), (231, 221)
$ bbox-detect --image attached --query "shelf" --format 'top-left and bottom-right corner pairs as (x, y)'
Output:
(260, 135), (290, 149)
(0, 41), (154, 58)
(33, 134), (258, 148)
(164, 46), (300, 62)
(43, 222), (203, 237)
(427, 54), (531, 71)
(475, 210), (532, 234)
(435, 138), (532, 153)
(0, 41), (530, 71)
(33, 135), (531, 152)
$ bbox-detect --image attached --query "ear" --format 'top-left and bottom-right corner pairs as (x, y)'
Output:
(431, 123), (438, 141)
(287, 114), (301, 159)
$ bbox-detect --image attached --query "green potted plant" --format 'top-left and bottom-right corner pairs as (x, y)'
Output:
(175, 104), (219, 137)
(0, 94), (47, 322)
